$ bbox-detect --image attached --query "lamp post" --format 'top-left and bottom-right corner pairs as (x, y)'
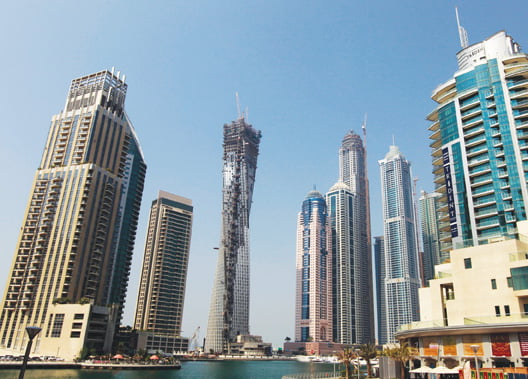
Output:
(470, 345), (480, 379)
(18, 326), (41, 379)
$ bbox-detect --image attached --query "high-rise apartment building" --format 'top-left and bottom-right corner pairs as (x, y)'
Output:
(427, 31), (528, 253)
(0, 69), (146, 359)
(134, 191), (193, 353)
(326, 129), (374, 344)
(379, 144), (420, 343)
(419, 191), (443, 285)
(295, 190), (332, 343)
(205, 116), (261, 354)
(373, 235), (386, 345)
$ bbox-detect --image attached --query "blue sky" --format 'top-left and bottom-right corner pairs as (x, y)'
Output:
(0, 1), (527, 348)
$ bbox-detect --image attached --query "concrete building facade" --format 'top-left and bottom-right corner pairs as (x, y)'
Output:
(134, 191), (193, 354)
(0, 69), (146, 359)
(396, 220), (528, 369)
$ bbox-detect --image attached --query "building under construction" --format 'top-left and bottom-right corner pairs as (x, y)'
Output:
(205, 115), (261, 354)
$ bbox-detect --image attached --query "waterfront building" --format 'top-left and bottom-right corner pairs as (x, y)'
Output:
(0, 69), (146, 360)
(134, 191), (193, 354)
(373, 235), (387, 345)
(427, 30), (528, 254)
(327, 130), (374, 344)
(205, 115), (261, 354)
(379, 144), (421, 343)
(420, 191), (443, 285)
(294, 190), (332, 344)
(396, 220), (528, 369)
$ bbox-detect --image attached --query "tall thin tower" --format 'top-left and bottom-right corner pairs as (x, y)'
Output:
(327, 130), (374, 344)
(295, 190), (332, 343)
(134, 191), (193, 343)
(0, 69), (146, 359)
(379, 144), (420, 343)
(205, 114), (261, 354)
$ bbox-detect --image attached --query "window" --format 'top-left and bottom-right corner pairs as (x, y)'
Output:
(70, 331), (81, 338)
(507, 277), (513, 288)
(495, 306), (501, 317)
(71, 322), (82, 330)
(51, 314), (64, 338)
(491, 279), (497, 289)
(504, 305), (510, 316)
(73, 313), (84, 320)
(464, 258), (472, 269)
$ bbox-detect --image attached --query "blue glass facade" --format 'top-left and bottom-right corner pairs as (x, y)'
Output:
(428, 31), (528, 252)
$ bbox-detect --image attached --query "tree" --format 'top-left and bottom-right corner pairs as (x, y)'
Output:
(336, 348), (357, 379)
(383, 342), (417, 379)
(284, 336), (291, 342)
(359, 343), (379, 378)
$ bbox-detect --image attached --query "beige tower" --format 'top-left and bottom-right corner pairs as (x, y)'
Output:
(0, 69), (146, 359)
(134, 191), (193, 353)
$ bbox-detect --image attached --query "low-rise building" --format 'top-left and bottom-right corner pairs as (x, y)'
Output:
(396, 221), (528, 369)
(229, 335), (272, 356)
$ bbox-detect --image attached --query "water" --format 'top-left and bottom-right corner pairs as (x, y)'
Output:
(0, 360), (339, 379)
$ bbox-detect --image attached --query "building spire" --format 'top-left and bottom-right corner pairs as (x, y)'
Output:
(455, 7), (469, 48)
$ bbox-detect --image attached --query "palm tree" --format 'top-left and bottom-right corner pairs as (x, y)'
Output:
(336, 348), (357, 379)
(358, 343), (379, 378)
(383, 341), (417, 379)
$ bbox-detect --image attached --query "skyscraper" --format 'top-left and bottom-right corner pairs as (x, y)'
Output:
(379, 145), (420, 343)
(295, 190), (332, 343)
(327, 130), (374, 344)
(427, 30), (528, 253)
(134, 191), (193, 353)
(419, 191), (443, 285)
(0, 69), (146, 359)
(373, 236), (386, 345)
(205, 115), (261, 354)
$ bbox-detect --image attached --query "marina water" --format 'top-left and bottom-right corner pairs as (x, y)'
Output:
(0, 360), (338, 379)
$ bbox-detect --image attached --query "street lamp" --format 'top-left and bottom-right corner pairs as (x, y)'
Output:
(18, 326), (42, 379)
(470, 345), (480, 379)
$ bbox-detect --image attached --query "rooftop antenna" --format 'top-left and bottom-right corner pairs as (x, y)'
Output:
(361, 113), (367, 140)
(392, 134), (395, 146)
(455, 7), (469, 48)
(235, 92), (242, 119)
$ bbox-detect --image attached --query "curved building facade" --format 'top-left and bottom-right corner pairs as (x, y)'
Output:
(205, 116), (261, 354)
(295, 190), (332, 343)
(428, 31), (528, 253)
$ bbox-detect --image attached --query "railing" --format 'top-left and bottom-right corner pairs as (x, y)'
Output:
(282, 372), (339, 379)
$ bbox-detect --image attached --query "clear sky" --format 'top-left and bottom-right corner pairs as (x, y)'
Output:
(0, 1), (527, 349)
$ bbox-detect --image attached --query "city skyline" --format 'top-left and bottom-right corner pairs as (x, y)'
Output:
(1, 2), (527, 348)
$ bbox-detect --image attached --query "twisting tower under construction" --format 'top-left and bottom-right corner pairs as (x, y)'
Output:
(205, 114), (261, 354)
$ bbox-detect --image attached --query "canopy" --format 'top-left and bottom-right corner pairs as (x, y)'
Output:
(410, 366), (433, 373)
(149, 355), (160, 360)
(430, 366), (461, 374)
(113, 354), (124, 359)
